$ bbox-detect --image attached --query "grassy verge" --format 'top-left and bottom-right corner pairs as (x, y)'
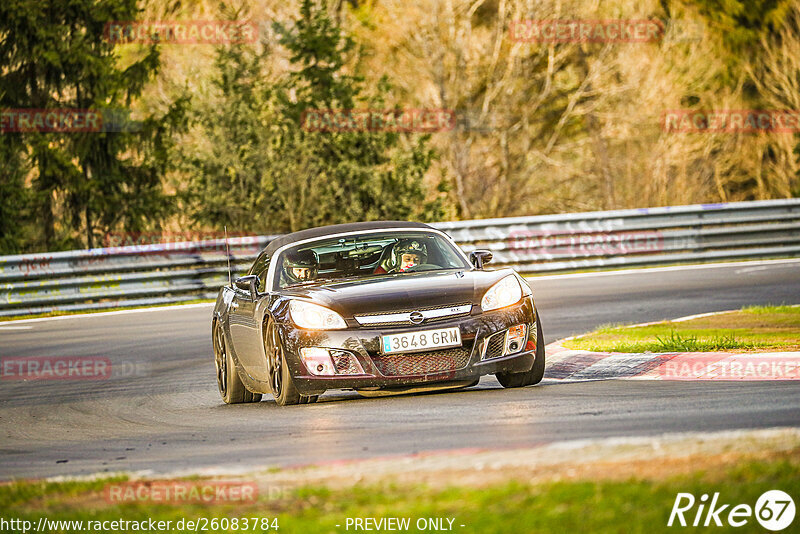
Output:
(0, 299), (215, 322)
(2, 450), (799, 533)
(563, 305), (800, 353)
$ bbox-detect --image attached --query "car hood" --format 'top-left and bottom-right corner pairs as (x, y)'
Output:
(279, 269), (516, 317)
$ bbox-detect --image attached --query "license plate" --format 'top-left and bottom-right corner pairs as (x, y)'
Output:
(381, 327), (461, 354)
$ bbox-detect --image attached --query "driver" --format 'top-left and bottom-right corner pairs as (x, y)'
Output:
(375, 239), (428, 274)
(283, 249), (318, 284)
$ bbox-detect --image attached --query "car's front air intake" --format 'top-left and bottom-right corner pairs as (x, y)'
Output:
(371, 347), (471, 376)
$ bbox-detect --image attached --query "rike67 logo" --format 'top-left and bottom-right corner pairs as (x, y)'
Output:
(668, 490), (795, 530)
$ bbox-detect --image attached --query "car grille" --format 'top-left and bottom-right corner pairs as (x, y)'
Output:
(330, 350), (363, 375)
(482, 331), (506, 360)
(354, 303), (472, 327)
(371, 347), (471, 376)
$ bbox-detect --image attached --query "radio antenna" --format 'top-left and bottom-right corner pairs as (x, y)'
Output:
(224, 225), (232, 287)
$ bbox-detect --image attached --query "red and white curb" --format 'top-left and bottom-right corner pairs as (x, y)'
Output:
(544, 343), (800, 381)
(544, 308), (800, 381)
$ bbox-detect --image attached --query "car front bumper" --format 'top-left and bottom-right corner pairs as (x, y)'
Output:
(279, 296), (539, 395)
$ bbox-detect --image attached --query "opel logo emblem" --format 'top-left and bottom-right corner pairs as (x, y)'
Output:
(409, 311), (424, 324)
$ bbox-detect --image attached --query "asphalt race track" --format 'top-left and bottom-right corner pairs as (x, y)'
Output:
(1, 259), (799, 481)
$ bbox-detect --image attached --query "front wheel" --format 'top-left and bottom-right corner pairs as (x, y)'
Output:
(496, 315), (545, 388)
(213, 320), (262, 404)
(264, 319), (318, 406)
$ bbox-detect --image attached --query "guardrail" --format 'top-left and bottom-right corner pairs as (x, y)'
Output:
(2, 199), (799, 317)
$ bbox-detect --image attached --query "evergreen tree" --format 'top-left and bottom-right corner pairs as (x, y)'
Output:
(0, 0), (187, 251)
(182, 37), (280, 233)
(273, 0), (443, 226)
(0, 134), (32, 253)
(186, 0), (444, 234)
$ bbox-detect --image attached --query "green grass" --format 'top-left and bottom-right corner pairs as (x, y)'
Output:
(742, 304), (800, 314)
(2, 452), (799, 533)
(0, 298), (214, 322)
(618, 331), (756, 352)
(564, 305), (800, 353)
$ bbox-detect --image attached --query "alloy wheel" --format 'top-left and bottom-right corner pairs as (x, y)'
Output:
(265, 322), (283, 397)
(213, 322), (227, 397)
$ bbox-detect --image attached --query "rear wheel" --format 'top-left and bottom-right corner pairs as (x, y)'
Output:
(213, 320), (262, 404)
(264, 319), (318, 406)
(496, 315), (545, 388)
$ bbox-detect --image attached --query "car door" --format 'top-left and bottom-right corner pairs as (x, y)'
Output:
(229, 254), (271, 382)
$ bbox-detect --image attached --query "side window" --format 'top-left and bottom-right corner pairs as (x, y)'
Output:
(248, 253), (265, 276)
(248, 253), (271, 292)
(257, 258), (270, 292)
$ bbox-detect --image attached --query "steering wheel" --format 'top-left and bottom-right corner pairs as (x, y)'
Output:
(404, 263), (442, 272)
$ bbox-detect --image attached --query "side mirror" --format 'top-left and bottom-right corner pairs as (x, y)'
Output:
(234, 275), (259, 299)
(469, 250), (493, 270)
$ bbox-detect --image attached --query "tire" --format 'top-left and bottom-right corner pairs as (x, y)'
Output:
(213, 320), (262, 404)
(264, 319), (318, 406)
(496, 315), (546, 388)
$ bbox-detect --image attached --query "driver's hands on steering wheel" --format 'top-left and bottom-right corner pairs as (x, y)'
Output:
(403, 263), (441, 272)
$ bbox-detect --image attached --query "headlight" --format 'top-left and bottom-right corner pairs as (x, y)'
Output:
(289, 300), (347, 330)
(481, 275), (523, 311)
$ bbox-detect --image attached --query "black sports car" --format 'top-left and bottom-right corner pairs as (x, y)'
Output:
(212, 221), (544, 405)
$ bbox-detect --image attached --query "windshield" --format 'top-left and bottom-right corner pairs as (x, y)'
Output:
(274, 231), (470, 289)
